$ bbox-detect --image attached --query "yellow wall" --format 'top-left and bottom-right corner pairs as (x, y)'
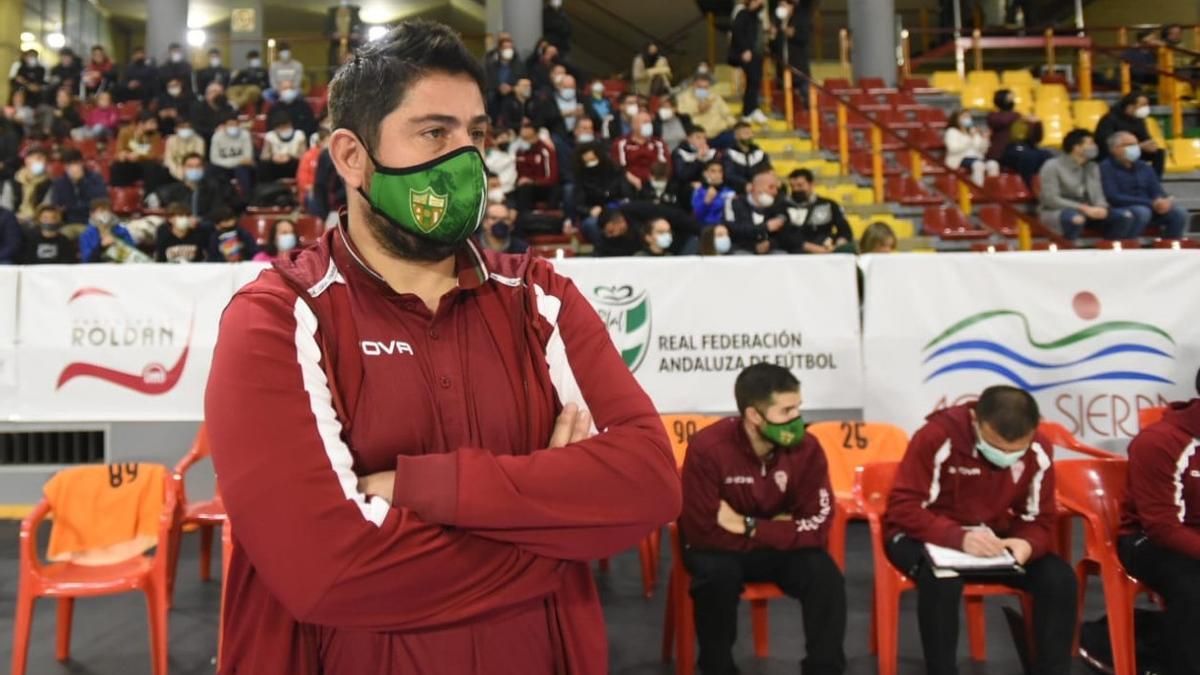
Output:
(1085, 0), (1200, 48)
(0, 0), (22, 104)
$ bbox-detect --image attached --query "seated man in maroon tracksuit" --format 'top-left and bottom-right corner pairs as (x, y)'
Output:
(680, 363), (846, 675)
(883, 385), (1076, 675)
(1119, 370), (1200, 675)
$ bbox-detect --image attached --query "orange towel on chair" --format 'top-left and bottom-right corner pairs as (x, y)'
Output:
(44, 463), (167, 566)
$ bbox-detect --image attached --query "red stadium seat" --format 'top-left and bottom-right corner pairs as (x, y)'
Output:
(885, 176), (942, 205)
(304, 96), (325, 117)
(116, 100), (142, 124)
(108, 186), (144, 216)
(977, 204), (1021, 237)
(294, 215), (323, 244)
(976, 174), (1033, 204)
(922, 205), (990, 239)
(915, 107), (948, 128)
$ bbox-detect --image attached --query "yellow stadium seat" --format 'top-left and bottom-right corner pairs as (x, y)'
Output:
(765, 119), (791, 133)
(1146, 116), (1168, 149)
(848, 187), (876, 205)
(1001, 69), (1036, 89)
(1034, 99), (1070, 121)
(1168, 138), (1200, 172)
(846, 213), (868, 240)
(931, 70), (964, 93)
(757, 137), (813, 155)
(1071, 99), (1109, 132)
(1039, 114), (1072, 149)
(959, 84), (993, 110)
(1009, 86), (1034, 115)
(1035, 83), (1069, 104)
(966, 70), (1001, 92)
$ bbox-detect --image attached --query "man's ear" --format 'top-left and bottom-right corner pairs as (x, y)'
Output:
(329, 129), (367, 190)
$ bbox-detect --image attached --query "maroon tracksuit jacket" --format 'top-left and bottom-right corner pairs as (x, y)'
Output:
(515, 139), (559, 187)
(680, 417), (834, 552)
(204, 222), (681, 674)
(1120, 399), (1200, 558)
(612, 135), (670, 183)
(884, 403), (1057, 559)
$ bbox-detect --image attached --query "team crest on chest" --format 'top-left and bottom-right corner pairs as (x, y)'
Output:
(773, 470), (788, 492)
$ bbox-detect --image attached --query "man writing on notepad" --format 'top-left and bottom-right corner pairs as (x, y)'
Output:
(883, 385), (1076, 675)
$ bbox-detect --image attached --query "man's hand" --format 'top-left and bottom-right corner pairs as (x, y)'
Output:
(625, 171), (643, 190)
(962, 528), (1007, 557)
(517, 177), (533, 186)
(589, 205), (602, 217)
(771, 513), (792, 522)
(754, 239), (771, 254)
(548, 402), (592, 448)
(357, 470), (396, 504)
(1082, 205), (1108, 220)
(1141, 139), (1160, 153)
(1153, 196), (1173, 214)
(1000, 537), (1033, 565)
(717, 500), (746, 535)
(803, 242), (831, 254)
(704, 186), (718, 203)
(766, 215), (786, 233)
(698, 97), (713, 113)
(498, 83), (512, 96)
(741, 50), (753, 64)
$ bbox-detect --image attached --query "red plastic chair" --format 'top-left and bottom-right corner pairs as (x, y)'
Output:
(295, 215), (324, 245)
(116, 100), (142, 124)
(11, 465), (178, 675)
(885, 176), (943, 206)
(1138, 406), (1167, 430)
(1056, 459), (1152, 675)
(660, 523), (783, 674)
(168, 424), (226, 603)
(977, 204), (1020, 237)
(108, 186), (143, 216)
(922, 205), (991, 240)
(861, 461), (1034, 675)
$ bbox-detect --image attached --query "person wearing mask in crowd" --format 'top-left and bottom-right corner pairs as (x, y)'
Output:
(680, 363), (847, 675)
(111, 111), (170, 192)
(271, 80), (318, 137)
(149, 153), (230, 222)
(0, 206), (21, 263)
(6, 89), (37, 136)
(1100, 131), (1188, 239)
(858, 221), (897, 253)
(164, 117), (206, 181)
(613, 110), (669, 189)
(543, 0), (573, 55)
(157, 43), (193, 97)
(196, 48), (231, 94)
(206, 206), (259, 262)
(13, 146), (52, 225)
(268, 44), (304, 101)
(118, 46), (157, 103)
(80, 197), (148, 263)
(154, 76), (192, 136)
(485, 128), (518, 196)
(252, 218), (299, 261)
(582, 81), (614, 141)
(45, 87), (83, 141)
(209, 113), (255, 199)
(485, 35), (523, 120)
(229, 50), (270, 111)
(477, 201), (529, 254)
(771, 0), (816, 106)
(626, 160), (698, 253)
(699, 222), (733, 256)
(82, 45), (117, 98)
(723, 121), (772, 194)
(634, 216), (675, 257)
(1038, 129), (1137, 241)
(297, 128), (330, 214)
(725, 167), (788, 254)
(528, 44), (562, 95)
(20, 205), (76, 264)
(513, 119), (560, 212)
(549, 73), (586, 140)
(692, 159), (737, 228)
(632, 42), (672, 97)
(594, 206), (643, 256)
(654, 96), (691, 152)
(575, 143), (634, 241)
(192, 82), (235, 143)
(260, 111), (308, 183)
(614, 93), (641, 138)
(496, 77), (534, 132)
(986, 88), (1050, 187)
(573, 117), (598, 149)
(730, 0), (768, 125)
(155, 202), (209, 262)
(485, 174), (507, 204)
(82, 90), (119, 139)
(674, 126), (719, 205)
(634, 160), (683, 212)
(944, 109), (999, 186)
(50, 149), (107, 226)
(10, 49), (46, 101)
(1118, 369), (1200, 675)
(48, 49), (82, 102)
(1095, 93), (1165, 178)
(781, 168), (852, 254)
(884, 385), (1076, 675)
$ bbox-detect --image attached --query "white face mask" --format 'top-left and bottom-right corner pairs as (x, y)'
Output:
(755, 192), (775, 209)
(653, 232), (673, 250)
(172, 216), (192, 231)
(624, 103), (640, 118)
(170, 52), (183, 63)
(584, 159), (600, 169)
(500, 47), (514, 61)
(168, 86), (182, 97)
(279, 50), (291, 60)
(658, 107), (675, 121)
(576, 133), (595, 144)
(1135, 105), (1151, 119)
(694, 87), (710, 100)
(275, 233), (297, 251)
(487, 188), (507, 203)
(591, 82), (605, 96)
(209, 56), (221, 68)
(249, 58), (262, 68)
(225, 126), (241, 137)
(775, 5), (790, 19)
(639, 122), (654, 138)
(177, 127), (195, 139)
(714, 235), (732, 254)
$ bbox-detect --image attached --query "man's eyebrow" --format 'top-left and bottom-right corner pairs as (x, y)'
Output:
(406, 114), (491, 127)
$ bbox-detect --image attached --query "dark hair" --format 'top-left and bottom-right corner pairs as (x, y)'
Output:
(329, 19), (485, 149)
(208, 48), (220, 56)
(182, 152), (205, 164)
(993, 89), (1014, 111)
(734, 363), (800, 415)
(24, 145), (47, 159)
(600, 208), (625, 226)
(650, 160), (670, 179)
(1195, 365), (1200, 396)
(247, 50), (260, 58)
(1136, 28), (1156, 42)
(733, 121), (752, 132)
(137, 110), (157, 123)
(690, 123), (707, 136)
(219, 110), (239, 124)
(947, 108), (969, 130)
(699, 223), (727, 256)
(36, 204), (61, 219)
(61, 148), (84, 164)
(210, 206), (236, 224)
(976, 385), (1040, 442)
(751, 164), (775, 180)
(1117, 92), (1145, 113)
(89, 197), (111, 212)
(165, 201), (190, 216)
(168, 43), (181, 51)
(703, 158), (723, 172)
(1062, 128), (1093, 154)
(278, 42), (292, 51)
(788, 167), (814, 183)
(1162, 24), (1181, 40)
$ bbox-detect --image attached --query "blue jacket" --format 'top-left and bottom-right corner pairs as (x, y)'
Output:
(50, 171), (108, 224)
(692, 184), (737, 226)
(0, 208), (21, 263)
(1100, 157), (1166, 208)
(79, 223), (135, 262)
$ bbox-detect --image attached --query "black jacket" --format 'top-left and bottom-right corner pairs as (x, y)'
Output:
(777, 195), (852, 253)
(231, 67), (270, 89)
(19, 229), (77, 264)
(729, 8), (761, 64)
(723, 141), (772, 193)
(270, 99), (318, 137)
(724, 193), (788, 252)
(0, 207), (21, 263)
(575, 159), (635, 218)
(1094, 110), (1151, 161)
(120, 60), (158, 101)
(151, 178), (231, 222)
(157, 61), (194, 96)
(196, 66), (232, 93)
(543, 7), (573, 52)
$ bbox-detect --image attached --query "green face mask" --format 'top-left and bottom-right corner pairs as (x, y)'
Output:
(356, 141), (487, 245)
(975, 425), (1025, 468)
(757, 411), (806, 448)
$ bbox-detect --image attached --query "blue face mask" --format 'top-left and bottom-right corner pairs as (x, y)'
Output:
(184, 167), (204, 183)
(1123, 144), (1142, 162)
(975, 425), (1025, 468)
(714, 235), (732, 254)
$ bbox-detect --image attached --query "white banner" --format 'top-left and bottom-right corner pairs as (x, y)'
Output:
(554, 256), (864, 413)
(13, 265), (238, 421)
(0, 268), (17, 408)
(862, 251), (1200, 442)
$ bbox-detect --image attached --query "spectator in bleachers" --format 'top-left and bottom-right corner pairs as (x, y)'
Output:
(485, 128), (518, 195)
(20, 205), (76, 264)
(782, 168), (852, 254)
(7, 89), (37, 135)
(575, 143), (633, 238)
(155, 76), (193, 136)
(986, 88), (1050, 188)
(582, 81), (614, 140)
(692, 159), (736, 227)
(653, 96), (691, 152)
(634, 160), (683, 211)
(635, 216), (674, 256)
(81, 90), (119, 139)
(252, 218), (298, 261)
(164, 117), (206, 181)
(593, 207), (643, 256)
(1037, 129), (1137, 241)
(674, 126), (719, 203)
(725, 167), (787, 254)
(1123, 29), (1161, 88)
(150, 153), (230, 222)
(111, 111), (170, 193)
(573, 116), (597, 146)
(155, 201), (210, 262)
(513, 120), (559, 212)
(477, 201), (528, 254)
(543, 0), (573, 55)
(613, 111), (669, 188)
(731, 0), (768, 125)
(50, 149), (106, 225)
(1094, 93), (1165, 178)
(771, 0), (815, 106)
(192, 82), (235, 143)
(297, 128), (329, 214)
(495, 77), (534, 132)
(486, 174), (506, 204)
(1100, 131), (1187, 239)
(196, 48), (231, 93)
(0, 119), (18, 180)
(858, 221), (896, 253)
(0, 206), (20, 263)
(699, 222), (733, 255)
(259, 112), (308, 183)
(228, 50), (270, 112)
(209, 113), (255, 199)
(45, 87), (83, 141)
(206, 206), (259, 262)
(614, 93), (641, 139)
(117, 46), (157, 103)
(48, 49), (82, 100)
(13, 146), (51, 225)
(80, 197), (147, 263)
(267, 45), (304, 102)
(528, 43), (561, 94)
(548, 73), (586, 139)
(632, 42), (672, 97)
(485, 35), (523, 119)
(158, 43), (194, 97)
(271, 80), (318, 138)
(944, 109), (999, 186)
(723, 121), (771, 194)
(9, 49), (46, 101)
(82, 45), (116, 98)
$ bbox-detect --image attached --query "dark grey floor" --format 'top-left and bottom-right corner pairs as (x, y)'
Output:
(0, 520), (1106, 674)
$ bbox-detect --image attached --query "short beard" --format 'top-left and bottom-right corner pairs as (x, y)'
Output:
(364, 208), (460, 263)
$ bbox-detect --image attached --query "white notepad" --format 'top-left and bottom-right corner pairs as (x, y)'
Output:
(924, 542), (1021, 578)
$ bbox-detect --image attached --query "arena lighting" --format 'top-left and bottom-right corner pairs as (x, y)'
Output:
(19, 32), (35, 43)
(46, 32), (66, 49)
(187, 29), (207, 48)
(367, 25), (388, 42)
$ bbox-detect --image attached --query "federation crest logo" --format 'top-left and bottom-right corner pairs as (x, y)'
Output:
(409, 187), (448, 233)
(591, 285), (652, 372)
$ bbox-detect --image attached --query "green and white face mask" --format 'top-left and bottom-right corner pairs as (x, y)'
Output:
(757, 410), (807, 448)
(356, 139), (488, 245)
